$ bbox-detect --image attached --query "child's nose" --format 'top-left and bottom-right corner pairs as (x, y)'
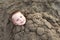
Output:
(19, 19), (23, 22)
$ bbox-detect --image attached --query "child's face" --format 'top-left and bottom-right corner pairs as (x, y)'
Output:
(12, 11), (26, 25)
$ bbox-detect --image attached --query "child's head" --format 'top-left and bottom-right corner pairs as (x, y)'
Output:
(11, 11), (26, 26)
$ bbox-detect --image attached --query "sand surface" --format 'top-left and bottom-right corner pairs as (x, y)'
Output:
(0, 0), (60, 40)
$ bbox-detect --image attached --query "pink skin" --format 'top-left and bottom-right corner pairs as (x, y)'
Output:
(12, 11), (26, 26)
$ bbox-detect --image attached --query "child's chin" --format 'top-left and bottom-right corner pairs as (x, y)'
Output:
(19, 22), (25, 25)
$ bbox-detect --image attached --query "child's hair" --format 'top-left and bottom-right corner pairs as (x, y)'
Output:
(9, 10), (20, 22)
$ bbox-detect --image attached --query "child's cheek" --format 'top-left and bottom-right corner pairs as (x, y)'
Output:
(12, 19), (17, 25)
(16, 21), (22, 25)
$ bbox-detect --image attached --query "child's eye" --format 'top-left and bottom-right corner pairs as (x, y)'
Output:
(16, 19), (19, 21)
(20, 16), (22, 18)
